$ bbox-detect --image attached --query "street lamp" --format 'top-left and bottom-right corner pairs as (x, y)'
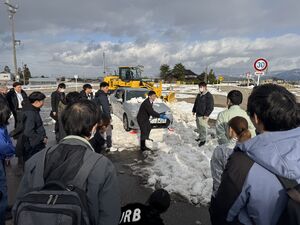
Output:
(74, 75), (78, 91)
(4, 0), (19, 81)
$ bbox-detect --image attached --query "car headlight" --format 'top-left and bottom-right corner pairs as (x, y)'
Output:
(165, 110), (172, 115)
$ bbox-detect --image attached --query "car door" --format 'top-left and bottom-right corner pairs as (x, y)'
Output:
(114, 89), (125, 118)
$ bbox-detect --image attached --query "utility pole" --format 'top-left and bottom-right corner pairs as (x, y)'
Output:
(4, 0), (19, 81)
(103, 52), (106, 76)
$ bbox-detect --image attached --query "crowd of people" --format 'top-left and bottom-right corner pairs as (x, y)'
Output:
(0, 80), (299, 225)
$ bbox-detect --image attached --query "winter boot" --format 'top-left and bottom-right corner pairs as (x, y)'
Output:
(140, 140), (151, 151)
(198, 141), (206, 147)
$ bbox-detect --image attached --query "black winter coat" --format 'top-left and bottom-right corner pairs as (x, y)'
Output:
(79, 90), (94, 100)
(137, 98), (161, 140)
(21, 103), (46, 159)
(51, 91), (65, 113)
(192, 92), (214, 117)
(94, 90), (110, 118)
(6, 89), (28, 114)
(137, 98), (160, 124)
(119, 203), (164, 225)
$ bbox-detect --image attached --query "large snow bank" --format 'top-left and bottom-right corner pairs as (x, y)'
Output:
(111, 101), (226, 205)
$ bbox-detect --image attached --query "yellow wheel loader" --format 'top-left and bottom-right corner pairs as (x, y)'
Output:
(103, 66), (175, 102)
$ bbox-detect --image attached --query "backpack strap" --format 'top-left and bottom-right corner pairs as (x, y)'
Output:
(275, 175), (300, 203)
(71, 150), (103, 190)
(32, 145), (57, 188)
(275, 175), (298, 190)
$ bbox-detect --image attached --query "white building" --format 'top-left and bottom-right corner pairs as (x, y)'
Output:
(0, 72), (12, 82)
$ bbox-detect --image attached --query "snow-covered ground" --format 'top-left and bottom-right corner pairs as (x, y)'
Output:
(162, 84), (228, 97)
(111, 100), (226, 206)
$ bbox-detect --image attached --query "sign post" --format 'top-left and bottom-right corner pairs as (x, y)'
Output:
(254, 58), (268, 86)
(246, 72), (251, 86)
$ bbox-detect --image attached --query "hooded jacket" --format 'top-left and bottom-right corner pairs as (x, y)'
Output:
(14, 136), (121, 225)
(211, 127), (300, 225)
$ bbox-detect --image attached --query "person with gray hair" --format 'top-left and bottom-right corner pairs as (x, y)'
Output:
(0, 84), (8, 106)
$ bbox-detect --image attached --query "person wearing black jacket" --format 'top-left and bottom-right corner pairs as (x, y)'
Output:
(119, 189), (170, 225)
(80, 84), (94, 100)
(6, 82), (28, 128)
(192, 82), (214, 147)
(50, 83), (66, 141)
(20, 92), (47, 162)
(94, 82), (112, 151)
(137, 91), (167, 151)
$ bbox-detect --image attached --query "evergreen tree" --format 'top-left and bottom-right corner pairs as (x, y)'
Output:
(207, 69), (216, 84)
(18, 67), (23, 79)
(160, 64), (170, 80)
(198, 72), (206, 82)
(173, 63), (185, 81)
(4, 65), (10, 73)
(23, 64), (31, 84)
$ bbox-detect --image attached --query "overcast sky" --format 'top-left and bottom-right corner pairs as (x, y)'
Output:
(1, 0), (300, 77)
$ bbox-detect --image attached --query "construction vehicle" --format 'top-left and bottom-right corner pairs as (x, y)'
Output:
(103, 66), (175, 102)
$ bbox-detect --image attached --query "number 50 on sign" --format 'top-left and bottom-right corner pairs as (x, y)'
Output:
(254, 58), (268, 72)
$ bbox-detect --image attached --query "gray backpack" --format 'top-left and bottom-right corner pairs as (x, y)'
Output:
(14, 147), (102, 225)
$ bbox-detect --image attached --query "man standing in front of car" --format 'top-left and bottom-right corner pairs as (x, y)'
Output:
(137, 91), (167, 151)
(95, 81), (112, 151)
(192, 82), (214, 147)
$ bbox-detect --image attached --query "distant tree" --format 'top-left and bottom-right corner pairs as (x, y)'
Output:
(207, 69), (216, 84)
(160, 64), (171, 80)
(60, 76), (66, 81)
(198, 71), (206, 82)
(23, 64), (31, 78)
(4, 65), (10, 73)
(173, 63), (185, 81)
(18, 67), (23, 79)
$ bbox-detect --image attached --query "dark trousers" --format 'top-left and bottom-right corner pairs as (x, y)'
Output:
(138, 120), (151, 150)
(13, 109), (22, 128)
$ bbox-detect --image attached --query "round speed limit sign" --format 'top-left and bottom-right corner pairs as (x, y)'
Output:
(254, 58), (268, 71)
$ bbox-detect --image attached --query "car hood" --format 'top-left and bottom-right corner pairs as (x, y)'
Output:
(124, 101), (170, 114)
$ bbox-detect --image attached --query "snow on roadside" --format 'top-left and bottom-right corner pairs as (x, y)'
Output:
(111, 100), (226, 205)
(162, 84), (228, 97)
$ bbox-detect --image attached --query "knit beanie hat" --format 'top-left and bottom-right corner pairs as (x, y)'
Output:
(147, 189), (171, 213)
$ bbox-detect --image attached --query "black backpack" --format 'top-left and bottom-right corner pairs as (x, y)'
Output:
(276, 176), (300, 225)
(13, 146), (102, 225)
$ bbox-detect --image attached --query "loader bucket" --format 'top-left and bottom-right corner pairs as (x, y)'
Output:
(164, 91), (176, 102)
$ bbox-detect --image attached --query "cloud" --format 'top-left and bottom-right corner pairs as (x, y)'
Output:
(1, 0), (300, 76)
(1, 0), (300, 40)
(46, 34), (300, 76)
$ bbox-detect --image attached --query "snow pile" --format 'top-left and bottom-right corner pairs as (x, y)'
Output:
(208, 87), (228, 96)
(126, 97), (164, 104)
(111, 100), (226, 205)
(162, 84), (228, 97)
(126, 97), (145, 104)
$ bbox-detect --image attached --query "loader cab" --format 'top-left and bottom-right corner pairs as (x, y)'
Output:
(119, 67), (141, 81)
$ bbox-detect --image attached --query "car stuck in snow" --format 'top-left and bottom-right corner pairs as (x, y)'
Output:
(110, 87), (173, 131)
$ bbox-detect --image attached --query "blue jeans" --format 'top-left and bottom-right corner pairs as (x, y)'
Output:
(0, 161), (7, 225)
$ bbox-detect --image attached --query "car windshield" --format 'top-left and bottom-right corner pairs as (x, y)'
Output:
(126, 90), (148, 101)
